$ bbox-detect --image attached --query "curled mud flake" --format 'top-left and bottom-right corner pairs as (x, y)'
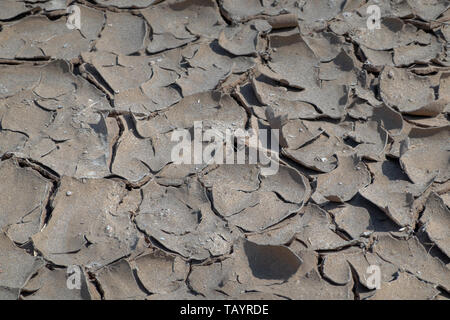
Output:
(348, 120), (388, 161)
(346, 250), (399, 295)
(0, 0), (28, 20)
(251, 73), (300, 104)
(27, 0), (68, 11)
(21, 266), (91, 300)
(228, 191), (301, 232)
(0, 233), (44, 300)
(146, 285), (204, 300)
(241, 240), (302, 281)
(393, 37), (443, 67)
(0, 64), (41, 99)
(404, 99), (449, 117)
(95, 11), (147, 55)
(221, 0), (302, 21)
(295, 204), (349, 251)
(328, 194), (398, 240)
(43, 114), (112, 178)
(268, 32), (320, 90)
(211, 184), (260, 217)
(34, 60), (77, 99)
(218, 23), (260, 56)
(368, 272), (439, 300)
(380, 66), (436, 114)
(136, 181), (234, 260)
(201, 164), (279, 218)
(406, 0), (450, 21)
(304, 32), (345, 62)
(260, 164), (311, 204)
(0, 131), (28, 157)
(221, 0), (262, 20)
(280, 119), (323, 150)
(176, 67), (230, 97)
(76, 5), (105, 41)
(187, 262), (232, 299)
(177, 42), (255, 96)
(360, 160), (430, 227)
(114, 88), (157, 115)
(322, 248), (360, 286)
(147, 32), (195, 55)
(247, 213), (304, 246)
(235, 82), (268, 120)
(404, 113), (450, 128)
(314, 154), (371, 203)
(92, 260), (147, 300)
(359, 46), (394, 71)
(322, 247), (397, 291)
(419, 192), (450, 259)
(370, 104), (404, 136)
(113, 114), (183, 180)
(299, 0), (346, 23)
(139, 67), (182, 112)
(303, 120), (354, 140)
(142, 0), (224, 53)
(0, 15), (90, 60)
(1, 60), (113, 178)
(188, 238), (303, 298)
(399, 126), (450, 185)
(387, 121), (413, 158)
(111, 126), (154, 183)
(136, 181), (206, 236)
(201, 164), (260, 192)
(251, 74), (321, 121)
(32, 177), (141, 269)
(93, 0), (161, 8)
(84, 53), (154, 94)
(267, 13), (299, 29)
(296, 82), (349, 119)
(328, 9), (367, 36)
(351, 17), (418, 51)
(111, 52), (182, 114)
(319, 49), (358, 85)
(1, 0), (448, 300)
(133, 249), (188, 294)
(0, 159), (51, 244)
(373, 235), (450, 291)
(283, 134), (351, 173)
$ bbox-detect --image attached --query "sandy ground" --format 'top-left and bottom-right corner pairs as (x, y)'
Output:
(0, 0), (449, 300)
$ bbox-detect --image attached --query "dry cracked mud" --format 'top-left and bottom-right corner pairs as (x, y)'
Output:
(0, 0), (449, 300)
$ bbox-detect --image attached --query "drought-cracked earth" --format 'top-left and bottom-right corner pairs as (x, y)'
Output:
(0, 0), (449, 300)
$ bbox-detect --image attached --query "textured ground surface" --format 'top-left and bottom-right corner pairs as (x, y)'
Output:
(0, 0), (449, 300)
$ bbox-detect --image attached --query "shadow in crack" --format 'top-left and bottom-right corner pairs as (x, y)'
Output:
(244, 240), (301, 281)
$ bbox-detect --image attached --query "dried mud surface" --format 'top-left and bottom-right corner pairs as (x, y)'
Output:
(0, 0), (449, 300)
